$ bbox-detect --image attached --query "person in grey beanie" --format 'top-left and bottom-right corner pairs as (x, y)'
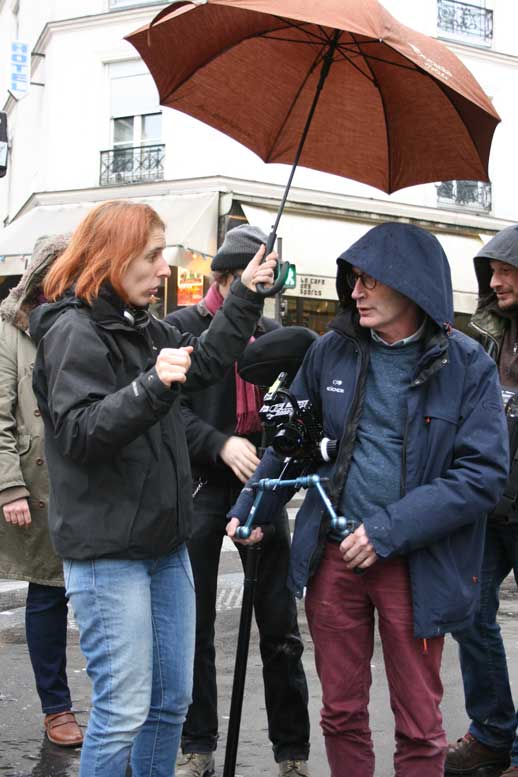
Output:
(167, 224), (311, 777)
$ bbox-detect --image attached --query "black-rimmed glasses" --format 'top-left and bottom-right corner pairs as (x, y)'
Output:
(346, 270), (377, 291)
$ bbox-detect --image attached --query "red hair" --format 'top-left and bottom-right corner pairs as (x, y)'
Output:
(43, 200), (165, 304)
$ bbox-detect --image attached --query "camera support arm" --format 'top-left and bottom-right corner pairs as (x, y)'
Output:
(235, 474), (358, 540)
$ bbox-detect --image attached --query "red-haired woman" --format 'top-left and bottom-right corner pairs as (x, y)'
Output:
(29, 200), (275, 777)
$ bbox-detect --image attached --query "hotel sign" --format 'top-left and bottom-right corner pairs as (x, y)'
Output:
(10, 41), (30, 97)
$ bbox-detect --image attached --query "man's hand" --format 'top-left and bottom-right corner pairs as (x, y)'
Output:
(240, 245), (277, 292)
(3, 498), (32, 527)
(340, 523), (378, 570)
(156, 346), (193, 387)
(220, 436), (260, 483)
(226, 516), (264, 545)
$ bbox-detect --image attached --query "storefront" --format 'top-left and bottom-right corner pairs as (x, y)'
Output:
(0, 189), (219, 316)
(230, 197), (492, 334)
(0, 176), (510, 333)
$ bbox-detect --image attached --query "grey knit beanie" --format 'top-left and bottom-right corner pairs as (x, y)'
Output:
(211, 224), (268, 272)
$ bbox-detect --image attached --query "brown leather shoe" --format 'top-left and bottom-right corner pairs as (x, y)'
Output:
(44, 711), (83, 747)
(445, 732), (510, 774)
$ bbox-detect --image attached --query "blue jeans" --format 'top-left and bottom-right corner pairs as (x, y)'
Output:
(25, 582), (72, 714)
(64, 545), (195, 777)
(452, 522), (518, 764)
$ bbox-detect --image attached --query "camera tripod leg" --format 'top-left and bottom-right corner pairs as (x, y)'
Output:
(223, 542), (262, 777)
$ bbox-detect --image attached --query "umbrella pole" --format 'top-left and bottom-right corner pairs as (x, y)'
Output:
(222, 542), (262, 777)
(257, 29), (341, 296)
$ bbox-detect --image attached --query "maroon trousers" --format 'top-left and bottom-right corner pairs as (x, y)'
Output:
(305, 544), (446, 777)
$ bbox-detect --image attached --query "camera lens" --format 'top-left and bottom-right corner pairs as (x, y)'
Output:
(272, 424), (304, 457)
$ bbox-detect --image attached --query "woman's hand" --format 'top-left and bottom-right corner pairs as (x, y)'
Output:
(3, 498), (32, 527)
(226, 516), (264, 545)
(240, 245), (277, 292)
(156, 346), (193, 387)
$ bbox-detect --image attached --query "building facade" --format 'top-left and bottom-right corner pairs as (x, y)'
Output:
(1, 0), (517, 328)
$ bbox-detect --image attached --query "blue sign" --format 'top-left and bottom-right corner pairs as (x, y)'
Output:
(10, 41), (29, 96)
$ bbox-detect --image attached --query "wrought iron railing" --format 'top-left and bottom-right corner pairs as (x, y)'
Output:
(437, 0), (493, 45)
(99, 144), (165, 186)
(436, 180), (492, 212)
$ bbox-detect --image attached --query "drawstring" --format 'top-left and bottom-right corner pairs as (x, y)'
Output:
(422, 638), (428, 655)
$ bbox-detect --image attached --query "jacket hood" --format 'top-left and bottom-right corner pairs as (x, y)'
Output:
(0, 234), (68, 332)
(474, 224), (518, 297)
(29, 292), (82, 346)
(336, 222), (454, 329)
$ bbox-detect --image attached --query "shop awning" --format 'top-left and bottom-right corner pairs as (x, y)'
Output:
(240, 202), (486, 315)
(241, 203), (367, 276)
(0, 192), (219, 273)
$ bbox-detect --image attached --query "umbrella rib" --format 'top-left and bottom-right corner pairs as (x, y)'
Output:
(264, 46), (326, 162)
(335, 47), (376, 84)
(261, 35), (324, 46)
(275, 17), (331, 44)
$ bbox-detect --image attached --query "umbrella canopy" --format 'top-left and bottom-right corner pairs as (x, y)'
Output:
(127, 0), (500, 194)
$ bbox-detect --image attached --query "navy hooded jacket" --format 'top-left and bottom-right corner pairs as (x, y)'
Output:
(230, 222), (509, 639)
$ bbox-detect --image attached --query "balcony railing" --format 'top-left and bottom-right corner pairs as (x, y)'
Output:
(437, 0), (493, 45)
(99, 144), (165, 186)
(436, 180), (492, 212)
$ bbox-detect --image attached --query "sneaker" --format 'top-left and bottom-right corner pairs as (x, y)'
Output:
(175, 752), (215, 777)
(278, 760), (310, 777)
(445, 733), (510, 775)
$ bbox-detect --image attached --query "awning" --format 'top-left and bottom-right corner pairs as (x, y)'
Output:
(241, 203), (367, 275)
(241, 203), (485, 314)
(0, 192), (219, 272)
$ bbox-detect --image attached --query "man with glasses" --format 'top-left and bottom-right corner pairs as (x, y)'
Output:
(227, 222), (508, 777)
(167, 225), (311, 777)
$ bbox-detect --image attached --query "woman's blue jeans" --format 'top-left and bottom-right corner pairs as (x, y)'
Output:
(452, 522), (518, 764)
(64, 545), (195, 777)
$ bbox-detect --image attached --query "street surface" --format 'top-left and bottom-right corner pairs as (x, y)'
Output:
(1, 498), (518, 777)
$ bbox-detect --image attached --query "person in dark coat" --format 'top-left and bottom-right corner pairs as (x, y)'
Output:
(446, 225), (518, 777)
(227, 222), (509, 777)
(0, 234), (83, 747)
(167, 225), (311, 777)
(29, 200), (276, 777)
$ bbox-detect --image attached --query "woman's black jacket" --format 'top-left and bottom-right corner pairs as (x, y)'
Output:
(29, 282), (266, 561)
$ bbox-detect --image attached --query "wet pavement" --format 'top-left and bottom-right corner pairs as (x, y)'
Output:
(1, 537), (518, 776)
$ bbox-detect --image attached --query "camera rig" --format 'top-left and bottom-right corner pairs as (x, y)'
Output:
(235, 368), (356, 541)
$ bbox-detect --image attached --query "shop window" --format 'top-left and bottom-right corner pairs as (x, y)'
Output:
(282, 298), (340, 336)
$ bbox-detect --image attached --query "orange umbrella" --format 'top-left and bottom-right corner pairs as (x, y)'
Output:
(127, 0), (500, 293)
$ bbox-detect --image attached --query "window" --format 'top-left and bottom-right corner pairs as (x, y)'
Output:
(100, 61), (165, 185)
(437, 0), (493, 46)
(436, 180), (492, 213)
(113, 113), (162, 149)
